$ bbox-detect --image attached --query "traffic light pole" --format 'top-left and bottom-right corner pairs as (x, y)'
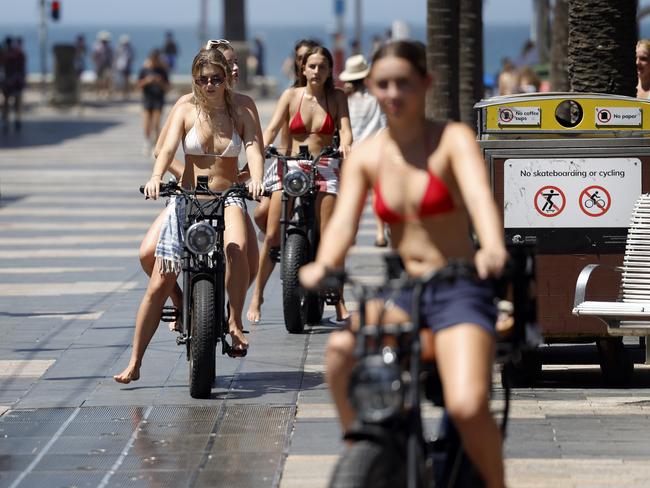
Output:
(38, 0), (48, 101)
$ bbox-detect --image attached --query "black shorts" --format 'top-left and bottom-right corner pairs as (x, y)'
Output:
(388, 276), (497, 337)
(143, 95), (164, 111)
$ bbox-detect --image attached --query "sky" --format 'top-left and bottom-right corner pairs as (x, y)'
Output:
(4, 0), (650, 32)
(0, 0), (589, 27)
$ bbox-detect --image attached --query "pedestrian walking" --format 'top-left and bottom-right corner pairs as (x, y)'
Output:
(137, 49), (169, 155)
(1, 36), (26, 133)
(339, 53), (387, 247)
(162, 31), (178, 72)
(637, 39), (650, 99)
(497, 57), (518, 96)
(114, 35), (134, 100)
(73, 34), (87, 80)
(92, 31), (114, 99)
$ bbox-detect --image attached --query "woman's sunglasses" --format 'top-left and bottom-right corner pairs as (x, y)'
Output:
(195, 75), (225, 86)
(205, 39), (232, 50)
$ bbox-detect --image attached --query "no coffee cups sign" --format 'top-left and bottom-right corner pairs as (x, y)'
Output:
(498, 106), (541, 126)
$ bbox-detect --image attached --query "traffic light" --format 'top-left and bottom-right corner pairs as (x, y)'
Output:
(51, 1), (61, 21)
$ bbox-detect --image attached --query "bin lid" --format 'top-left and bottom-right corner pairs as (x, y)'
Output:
(474, 92), (650, 138)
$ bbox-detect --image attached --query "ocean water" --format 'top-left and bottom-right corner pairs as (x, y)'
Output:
(5, 21), (650, 85)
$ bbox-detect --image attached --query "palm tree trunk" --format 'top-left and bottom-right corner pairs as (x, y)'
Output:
(568, 0), (637, 95)
(458, 0), (483, 128)
(426, 0), (459, 121)
(550, 0), (569, 91)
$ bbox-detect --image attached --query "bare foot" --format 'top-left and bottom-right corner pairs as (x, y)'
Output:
(168, 319), (182, 333)
(246, 297), (263, 324)
(229, 327), (249, 351)
(114, 365), (140, 384)
(335, 301), (350, 322)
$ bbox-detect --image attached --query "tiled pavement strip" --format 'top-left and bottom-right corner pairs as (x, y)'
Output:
(0, 96), (649, 488)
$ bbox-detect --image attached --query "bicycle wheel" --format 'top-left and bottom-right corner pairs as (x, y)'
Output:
(329, 440), (405, 488)
(189, 278), (216, 399)
(282, 233), (308, 333)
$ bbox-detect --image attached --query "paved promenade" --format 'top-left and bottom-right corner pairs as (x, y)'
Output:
(1, 95), (650, 487)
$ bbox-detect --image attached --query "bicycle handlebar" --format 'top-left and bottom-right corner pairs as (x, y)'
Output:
(139, 181), (269, 200)
(265, 144), (341, 162)
(314, 258), (482, 300)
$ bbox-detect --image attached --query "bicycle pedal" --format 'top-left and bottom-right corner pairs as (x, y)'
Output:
(323, 289), (340, 305)
(161, 306), (179, 323)
(176, 334), (188, 345)
(269, 246), (281, 263)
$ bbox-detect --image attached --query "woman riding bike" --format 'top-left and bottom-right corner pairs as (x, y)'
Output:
(247, 45), (352, 325)
(114, 47), (264, 383)
(253, 38), (320, 240)
(138, 39), (263, 334)
(299, 40), (507, 488)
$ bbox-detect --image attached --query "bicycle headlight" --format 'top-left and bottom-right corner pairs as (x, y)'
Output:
(349, 347), (403, 423)
(185, 222), (217, 255)
(282, 170), (310, 197)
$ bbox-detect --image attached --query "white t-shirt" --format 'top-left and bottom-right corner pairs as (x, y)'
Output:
(348, 90), (386, 144)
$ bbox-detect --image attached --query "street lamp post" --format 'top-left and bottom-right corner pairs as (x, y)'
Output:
(38, 0), (48, 100)
(333, 0), (345, 80)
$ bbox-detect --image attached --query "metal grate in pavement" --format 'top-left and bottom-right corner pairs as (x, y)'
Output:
(217, 405), (292, 436)
(75, 406), (147, 422)
(0, 405), (295, 488)
(10, 472), (105, 488)
(146, 405), (221, 423)
(0, 408), (76, 423)
(106, 471), (193, 488)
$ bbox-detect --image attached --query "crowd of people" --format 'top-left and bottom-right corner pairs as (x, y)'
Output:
(71, 30), (177, 103)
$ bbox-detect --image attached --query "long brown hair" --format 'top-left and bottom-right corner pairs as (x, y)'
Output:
(297, 45), (335, 93)
(292, 39), (320, 87)
(190, 48), (236, 126)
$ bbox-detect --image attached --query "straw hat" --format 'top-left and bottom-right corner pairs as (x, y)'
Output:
(339, 54), (370, 82)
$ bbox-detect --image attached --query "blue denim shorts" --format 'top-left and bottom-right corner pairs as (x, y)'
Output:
(387, 277), (497, 336)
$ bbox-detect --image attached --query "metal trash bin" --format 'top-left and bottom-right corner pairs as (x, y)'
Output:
(52, 44), (79, 106)
(475, 92), (650, 379)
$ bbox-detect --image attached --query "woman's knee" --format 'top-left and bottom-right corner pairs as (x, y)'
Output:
(139, 236), (156, 263)
(444, 386), (491, 425)
(326, 331), (356, 361)
(146, 271), (177, 298)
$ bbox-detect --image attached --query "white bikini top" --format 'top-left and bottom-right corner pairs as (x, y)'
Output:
(183, 119), (243, 158)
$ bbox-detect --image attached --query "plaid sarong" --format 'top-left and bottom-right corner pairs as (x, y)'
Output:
(154, 196), (186, 274)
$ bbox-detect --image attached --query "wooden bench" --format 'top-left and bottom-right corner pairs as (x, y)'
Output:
(573, 193), (650, 363)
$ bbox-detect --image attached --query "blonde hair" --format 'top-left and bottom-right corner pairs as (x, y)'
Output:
(638, 39), (650, 53)
(190, 48), (236, 126)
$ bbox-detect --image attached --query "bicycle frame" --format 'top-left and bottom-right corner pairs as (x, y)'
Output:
(278, 145), (320, 263)
(148, 179), (253, 357)
(329, 246), (537, 487)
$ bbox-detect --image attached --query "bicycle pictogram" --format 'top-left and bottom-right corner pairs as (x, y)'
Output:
(579, 185), (611, 217)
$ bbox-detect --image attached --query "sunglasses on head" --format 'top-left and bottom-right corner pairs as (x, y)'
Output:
(195, 75), (225, 86)
(205, 39), (232, 50)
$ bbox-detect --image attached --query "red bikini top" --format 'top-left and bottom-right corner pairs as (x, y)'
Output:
(289, 90), (336, 135)
(373, 171), (455, 224)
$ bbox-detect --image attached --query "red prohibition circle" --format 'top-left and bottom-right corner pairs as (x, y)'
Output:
(597, 108), (611, 123)
(499, 108), (514, 123)
(534, 185), (566, 217)
(579, 185), (611, 217)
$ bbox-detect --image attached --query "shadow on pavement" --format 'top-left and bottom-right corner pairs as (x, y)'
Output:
(0, 119), (119, 148)
(523, 344), (650, 389)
